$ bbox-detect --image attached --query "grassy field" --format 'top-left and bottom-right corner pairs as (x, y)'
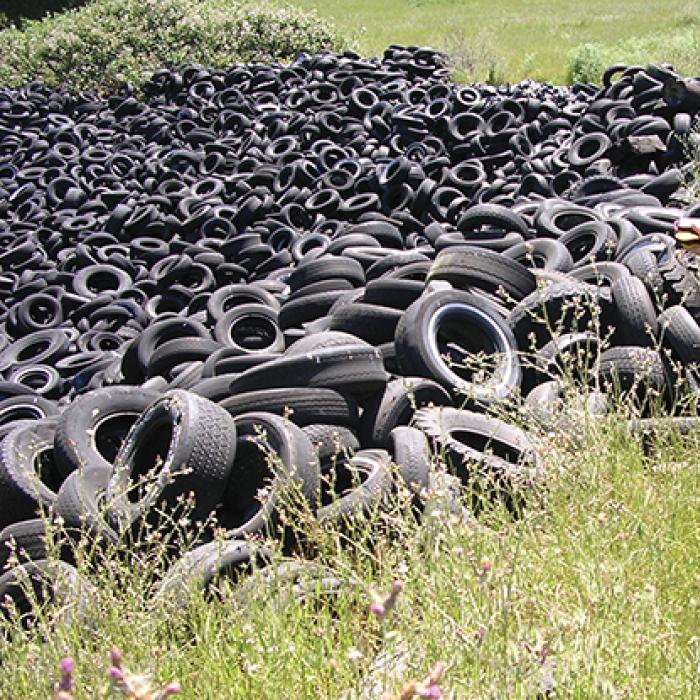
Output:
(2, 401), (699, 698)
(290, 0), (700, 83)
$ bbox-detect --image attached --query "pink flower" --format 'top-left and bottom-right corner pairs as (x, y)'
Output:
(370, 580), (403, 622)
(55, 657), (75, 693)
(370, 602), (386, 617)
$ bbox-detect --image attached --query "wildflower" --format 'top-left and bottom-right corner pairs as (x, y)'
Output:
(370, 580), (403, 622)
(394, 662), (446, 699)
(109, 646), (180, 699)
(53, 657), (75, 699)
(480, 557), (491, 574)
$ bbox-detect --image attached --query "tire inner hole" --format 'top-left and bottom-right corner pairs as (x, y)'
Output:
(230, 315), (276, 350)
(35, 447), (63, 492)
(29, 301), (55, 325)
(436, 315), (500, 381)
(94, 413), (138, 464)
(320, 461), (370, 506)
(86, 271), (119, 294)
(126, 414), (173, 504)
(448, 430), (524, 463)
(216, 435), (273, 529)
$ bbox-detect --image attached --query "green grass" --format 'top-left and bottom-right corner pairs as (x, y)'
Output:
(2, 400), (699, 698)
(291, 0), (700, 83)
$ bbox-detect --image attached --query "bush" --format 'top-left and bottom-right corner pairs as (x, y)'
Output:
(3, 0), (89, 26)
(568, 29), (700, 85)
(567, 43), (607, 84)
(0, 0), (347, 93)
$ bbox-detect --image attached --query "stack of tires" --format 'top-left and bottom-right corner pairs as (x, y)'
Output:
(1, 47), (700, 619)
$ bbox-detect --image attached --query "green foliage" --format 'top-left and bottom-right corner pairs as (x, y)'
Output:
(567, 42), (607, 84)
(568, 29), (700, 85)
(0, 0), (346, 93)
(3, 0), (89, 26)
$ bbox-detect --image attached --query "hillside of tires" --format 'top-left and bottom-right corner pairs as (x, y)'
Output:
(2, 40), (700, 620)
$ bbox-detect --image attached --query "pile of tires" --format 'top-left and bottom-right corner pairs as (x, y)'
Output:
(2, 46), (700, 616)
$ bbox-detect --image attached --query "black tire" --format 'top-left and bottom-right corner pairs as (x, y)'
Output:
(365, 250), (430, 281)
(657, 252), (700, 314)
(610, 276), (658, 347)
(328, 303), (403, 345)
(106, 390), (238, 531)
(0, 419), (61, 529)
(121, 318), (209, 384)
(525, 379), (565, 412)
(532, 332), (601, 388)
(207, 284), (279, 325)
(395, 289), (521, 404)
(595, 346), (669, 408)
(6, 365), (63, 400)
(622, 248), (665, 298)
(627, 417), (700, 437)
(388, 426), (431, 494)
(535, 203), (600, 239)
(317, 449), (392, 525)
(523, 380), (568, 429)
(188, 374), (240, 403)
(428, 246), (537, 303)
(167, 360), (205, 390)
(362, 279), (425, 310)
(73, 264), (132, 298)
(559, 221), (618, 267)
(0, 559), (94, 632)
(658, 305), (700, 364)
(220, 387), (360, 428)
(200, 349), (282, 378)
(413, 407), (539, 509)
(11, 293), (64, 336)
(53, 386), (161, 478)
(503, 238), (574, 273)
(568, 261), (631, 286)
(214, 305), (285, 355)
(145, 338), (223, 381)
(228, 343), (388, 399)
(288, 255), (365, 293)
(0, 330), (71, 372)
(359, 377), (452, 448)
(456, 204), (530, 237)
(154, 539), (268, 604)
(284, 331), (366, 355)
(568, 133), (611, 168)
(279, 291), (350, 330)
(233, 560), (346, 607)
(0, 518), (50, 571)
(302, 423), (359, 471)
(508, 280), (609, 352)
(215, 412), (320, 539)
(622, 206), (682, 235)
(54, 468), (119, 546)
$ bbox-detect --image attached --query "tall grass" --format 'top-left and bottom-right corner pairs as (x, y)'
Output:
(290, 0), (700, 84)
(1, 394), (699, 698)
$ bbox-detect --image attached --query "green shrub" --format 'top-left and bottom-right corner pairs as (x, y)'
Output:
(568, 29), (700, 85)
(0, 0), (347, 93)
(567, 42), (607, 84)
(3, 0), (89, 26)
